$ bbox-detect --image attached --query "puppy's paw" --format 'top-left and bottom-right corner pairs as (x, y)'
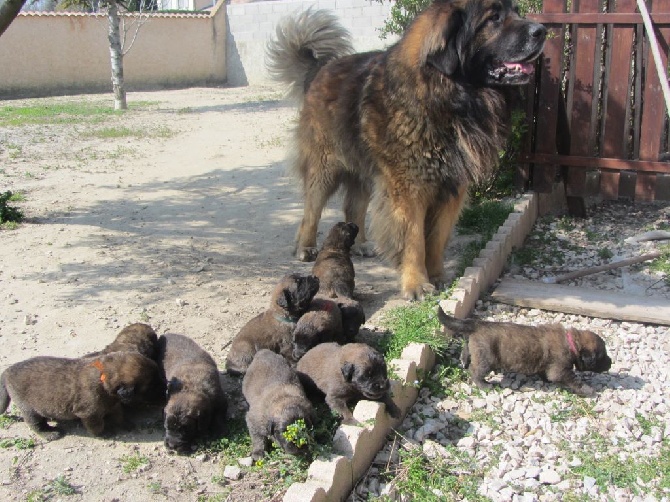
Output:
(351, 241), (376, 257)
(40, 428), (64, 441)
(576, 384), (596, 397)
(296, 246), (318, 262)
(385, 401), (402, 419)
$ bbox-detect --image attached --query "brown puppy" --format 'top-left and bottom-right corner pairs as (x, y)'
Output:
(243, 349), (314, 460)
(88, 323), (159, 360)
(296, 342), (400, 424)
(336, 296), (366, 342)
(312, 222), (359, 298)
(437, 306), (612, 396)
(0, 352), (160, 440)
(292, 296), (344, 360)
(226, 273), (320, 374)
(157, 333), (227, 453)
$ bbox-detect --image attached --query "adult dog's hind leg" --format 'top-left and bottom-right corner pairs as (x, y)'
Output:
(295, 164), (340, 262)
(343, 176), (375, 257)
(425, 188), (468, 290)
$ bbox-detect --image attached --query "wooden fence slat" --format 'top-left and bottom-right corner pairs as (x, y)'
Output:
(532, 0), (567, 193)
(601, 0), (638, 199)
(565, 0), (601, 208)
(637, 0), (670, 200)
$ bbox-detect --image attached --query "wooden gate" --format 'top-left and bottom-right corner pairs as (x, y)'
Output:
(519, 0), (670, 215)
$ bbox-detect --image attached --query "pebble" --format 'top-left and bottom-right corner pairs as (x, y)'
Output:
(223, 465), (242, 481)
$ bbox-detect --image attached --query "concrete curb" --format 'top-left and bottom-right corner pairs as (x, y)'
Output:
(282, 343), (436, 502)
(439, 192), (539, 319)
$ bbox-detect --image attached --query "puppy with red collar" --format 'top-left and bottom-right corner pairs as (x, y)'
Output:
(437, 306), (612, 396)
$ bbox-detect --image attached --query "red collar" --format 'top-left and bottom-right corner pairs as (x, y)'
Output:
(566, 329), (578, 356)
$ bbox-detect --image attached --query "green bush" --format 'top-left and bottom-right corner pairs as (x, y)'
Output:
(0, 191), (24, 225)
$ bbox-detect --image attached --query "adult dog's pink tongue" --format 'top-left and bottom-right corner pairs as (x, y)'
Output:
(504, 62), (535, 74)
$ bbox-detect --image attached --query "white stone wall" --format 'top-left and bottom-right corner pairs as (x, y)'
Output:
(225, 0), (398, 86)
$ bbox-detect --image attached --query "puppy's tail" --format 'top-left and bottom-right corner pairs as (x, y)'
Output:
(0, 372), (10, 414)
(436, 305), (475, 337)
(266, 8), (354, 103)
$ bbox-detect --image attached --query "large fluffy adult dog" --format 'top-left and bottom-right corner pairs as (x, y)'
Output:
(267, 0), (546, 299)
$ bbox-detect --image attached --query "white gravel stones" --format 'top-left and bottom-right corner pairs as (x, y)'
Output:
(349, 201), (670, 501)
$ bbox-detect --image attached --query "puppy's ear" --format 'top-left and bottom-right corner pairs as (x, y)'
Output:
(341, 362), (355, 382)
(276, 289), (291, 310)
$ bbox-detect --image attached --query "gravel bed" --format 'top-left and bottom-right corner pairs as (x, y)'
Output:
(350, 199), (670, 501)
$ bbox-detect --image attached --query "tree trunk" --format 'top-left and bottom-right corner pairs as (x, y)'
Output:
(107, 0), (127, 111)
(0, 0), (28, 38)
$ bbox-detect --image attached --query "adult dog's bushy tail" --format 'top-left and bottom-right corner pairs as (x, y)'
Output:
(265, 8), (354, 103)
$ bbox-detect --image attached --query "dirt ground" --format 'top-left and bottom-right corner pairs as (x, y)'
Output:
(0, 85), (456, 501)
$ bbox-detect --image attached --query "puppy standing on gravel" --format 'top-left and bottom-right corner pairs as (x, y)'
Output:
(243, 349), (314, 460)
(312, 222), (359, 299)
(296, 342), (400, 424)
(437, 306), (612, 396)
(0, 352), (160, 440)
(158, 333), (228, 453)
(226, 273), (320, 374)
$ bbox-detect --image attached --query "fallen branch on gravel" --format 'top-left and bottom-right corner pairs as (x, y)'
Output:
(542, 251), (662, 284)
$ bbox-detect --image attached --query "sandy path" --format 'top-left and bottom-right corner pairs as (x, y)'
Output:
(0, 85), (407, 501)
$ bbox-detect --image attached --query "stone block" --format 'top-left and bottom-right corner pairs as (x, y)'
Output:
(391, 358), (417, 384)
(282, 480), (327, 502)
(332, 424), (371, 459)
(306, 455), (353, 496)
(400, 343), (436, 372)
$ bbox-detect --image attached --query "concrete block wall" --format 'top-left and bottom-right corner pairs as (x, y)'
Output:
(225, 0), (397, 86)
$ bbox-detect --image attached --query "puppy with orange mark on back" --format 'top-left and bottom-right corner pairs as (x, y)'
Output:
(0, 352), (160, 439)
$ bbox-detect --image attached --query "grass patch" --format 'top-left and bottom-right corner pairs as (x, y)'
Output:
(118, 453), (150, 473)
(0, 412), (21, 429)
(83, 124), (174, 140)
(0, 436), (35, 449)
(0, 190), (25, 225)
(378, 439), (487, 501)
(26, 475), (77, 501)
(378, 296), (450, 360)
(649, 244), (670, 285)
(0, 102), (117, 127)
(457, 200), (514, 237)
(565, 432), (670, 496)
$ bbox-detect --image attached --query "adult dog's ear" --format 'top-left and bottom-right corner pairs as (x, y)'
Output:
(426, 9), (465, 76)
(341, 362), (355, 382)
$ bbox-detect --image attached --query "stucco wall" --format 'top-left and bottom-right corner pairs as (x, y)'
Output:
(0, 3), (227, 98)
(225, 0), (397, 86)
(0, 0), (395, 98)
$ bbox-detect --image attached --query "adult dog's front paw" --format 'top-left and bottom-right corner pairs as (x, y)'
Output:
(295, 246), (318, 262)
(401, 280), (436, 301)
